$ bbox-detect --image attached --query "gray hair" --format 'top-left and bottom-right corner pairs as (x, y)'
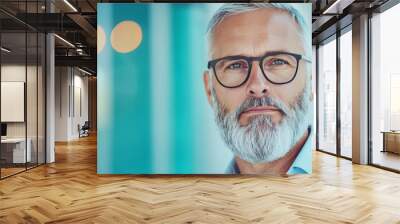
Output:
(207, 3), (311, 58)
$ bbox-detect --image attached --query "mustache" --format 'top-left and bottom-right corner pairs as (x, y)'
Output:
(232, 96), (290, 119)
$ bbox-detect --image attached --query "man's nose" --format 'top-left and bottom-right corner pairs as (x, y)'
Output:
(246, 62), (270, 98)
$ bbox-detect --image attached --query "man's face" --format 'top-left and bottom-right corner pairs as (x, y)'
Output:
(204, 8), (312, 164)
(206, 8), (308, 124)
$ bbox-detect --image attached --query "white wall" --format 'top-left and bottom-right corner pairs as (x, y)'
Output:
(72, 73), (89, 138)
(1, 64), (46, 164)
(1, 65), (28, 143)
(1, 65), (40, 137)
(1, 82), (25, 122)
(55, 67), (89, 141)
(55, 66), (69, 141)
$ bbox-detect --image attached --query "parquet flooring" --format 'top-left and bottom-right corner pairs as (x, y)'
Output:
(1, 134), (400, 223)
(1, 167), (26, 178)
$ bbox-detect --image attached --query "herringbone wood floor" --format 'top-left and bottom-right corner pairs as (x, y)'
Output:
(1, 134), (400, 224)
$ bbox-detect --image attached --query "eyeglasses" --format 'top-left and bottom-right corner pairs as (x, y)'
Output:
(207, 51), (311, 88)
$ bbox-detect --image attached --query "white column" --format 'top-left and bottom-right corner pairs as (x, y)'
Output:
(45, 0), (55, 163)
(352, 14), (369, 164)
(46, 32), (55, 163)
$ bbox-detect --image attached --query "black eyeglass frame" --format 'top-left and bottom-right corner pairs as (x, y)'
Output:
(207, 51), (311, 88)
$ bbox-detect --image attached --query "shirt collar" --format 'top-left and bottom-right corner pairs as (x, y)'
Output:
(286, 126), (312, 175)
(226, 126), (312, 175)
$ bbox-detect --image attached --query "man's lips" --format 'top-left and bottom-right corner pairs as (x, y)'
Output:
(241, 106), (281, 116)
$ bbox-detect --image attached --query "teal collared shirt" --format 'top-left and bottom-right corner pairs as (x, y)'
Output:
(226, 127), (312, 175)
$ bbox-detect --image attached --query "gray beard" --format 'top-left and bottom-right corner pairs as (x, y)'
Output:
(211, 82), (312, 164)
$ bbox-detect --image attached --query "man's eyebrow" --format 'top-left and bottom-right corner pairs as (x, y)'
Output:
(216, 50), (303, 58)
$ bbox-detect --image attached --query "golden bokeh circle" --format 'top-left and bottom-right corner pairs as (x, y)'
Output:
(110, 21), (142, 53)
(97, 26), (106, 53)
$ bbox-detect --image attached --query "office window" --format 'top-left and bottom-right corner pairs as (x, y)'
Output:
(371, 3), (400, 171)
(340, 29), (352, 158)
(317, 37), (337, 154)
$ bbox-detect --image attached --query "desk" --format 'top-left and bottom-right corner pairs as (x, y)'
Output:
(1, 138), (31, 163)
(381, 131), (400, 154)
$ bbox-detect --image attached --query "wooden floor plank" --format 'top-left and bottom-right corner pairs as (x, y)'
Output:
(1, 134), (400, 223)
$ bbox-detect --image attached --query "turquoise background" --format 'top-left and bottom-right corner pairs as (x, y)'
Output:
(97, 3), (311, 174)
(97, 3), (231, 174)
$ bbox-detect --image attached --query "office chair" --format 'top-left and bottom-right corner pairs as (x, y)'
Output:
(79, 121), (90, 138)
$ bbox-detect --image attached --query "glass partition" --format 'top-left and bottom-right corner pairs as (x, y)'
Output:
(317, 37), (337, 155)
(1, 30), (28, 178)
(27, 30), (38, 169)
(0, 1), (46, 179)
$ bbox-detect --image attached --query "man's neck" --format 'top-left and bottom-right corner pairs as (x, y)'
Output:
(235, 129), (310, 175)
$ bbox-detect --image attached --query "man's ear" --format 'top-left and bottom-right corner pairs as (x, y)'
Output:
(203, 71), (212, 105)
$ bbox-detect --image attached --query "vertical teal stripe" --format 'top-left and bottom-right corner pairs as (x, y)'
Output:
(170, 5), (194, 173)
(150, 4), (173, 173)
(98, 4), (152, 173)
(97, 4), (115, 173)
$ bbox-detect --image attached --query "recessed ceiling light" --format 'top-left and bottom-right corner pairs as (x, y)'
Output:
(1, 47), (11, 53)
(63, 0), (78, 12)
(323, 0), (354, 14)
(54, 34), (75, 48)
(78, 67), (93, 76)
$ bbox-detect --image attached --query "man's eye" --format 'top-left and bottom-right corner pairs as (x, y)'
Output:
(227, 62), (247, 70)
(270, 59), (289, 66)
